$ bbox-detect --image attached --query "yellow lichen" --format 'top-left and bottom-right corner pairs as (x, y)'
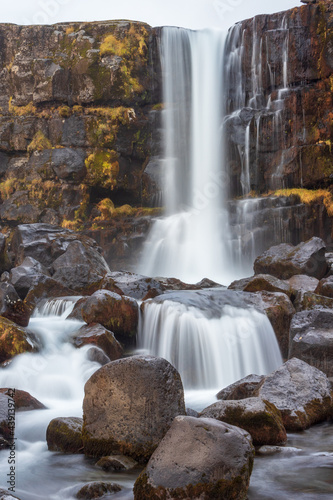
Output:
(27, 131), (52, 154)
(9, 97), (37, 116)
(273, 188), (333, 217)
(0, 179), (16, 200)
(84, 151), (119, 190)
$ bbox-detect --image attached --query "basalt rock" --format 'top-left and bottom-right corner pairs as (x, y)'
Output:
(293, 290), (333, 311)
(101, 271), (163, 300)
(9, 256), (50, 300)
(229, 274), (292, 297)
(71, 323), (123, 361)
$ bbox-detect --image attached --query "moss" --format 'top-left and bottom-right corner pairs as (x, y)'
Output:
(58, 105), (71, 118)
(0, 179), (16, 200)
(0, 317), (35, 363)
(8, 97), (36, 116)
(84, 150), (119, 190)
(273, 188), (333, 217)
(27, 131), (52, 154)
(47, 418), (83, 454)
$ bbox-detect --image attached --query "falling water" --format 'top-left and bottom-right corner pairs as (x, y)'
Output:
(139, 27), (235, 285)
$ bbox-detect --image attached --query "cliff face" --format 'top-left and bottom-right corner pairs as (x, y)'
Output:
(225, 1), (333, 196)
(0, 21), (162, 230)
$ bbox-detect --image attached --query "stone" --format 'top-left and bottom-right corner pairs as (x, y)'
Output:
(46, 417), (83, 454)
(287, 275), (319, 295)
(216, 374), (265, 400)
(101, 271), (163, 300)
(289, 309), (333, 376)
(82, 355), (186, 462)
(133, 416), (254, 500)
(229, 274), (292, 297)
(9, 256), (50, 300)
(315, 276), (333, 298)
(293, 291), (333, 312)
(24, 276), (77, 311)
(258, 358), (332, 431)
(0, 317), (39, 363)
(96, 455), (137, 471)
(50, 148), (87, 182)
(0, 393), (12, 441)
(86, 347), (111, 366)
(200, 397), (287, 446)
(81, 290), (139, 345)
(0, 389), (46, 411)
(254, 238), (328, 280)
(0, 282), (31, 327)
(71, 324), (123, 361)
(75, 482), (121, 499)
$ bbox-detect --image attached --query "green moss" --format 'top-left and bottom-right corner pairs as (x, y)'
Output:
(84, 150), (119, 190)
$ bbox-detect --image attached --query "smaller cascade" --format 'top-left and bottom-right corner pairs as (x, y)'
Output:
(33, 296), (80, 318)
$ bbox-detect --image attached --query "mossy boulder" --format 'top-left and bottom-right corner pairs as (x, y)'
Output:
(134, 416), (254, 500)
(200, 397), (287, 446)
(0, 317), (39, 363)
(71, 323), (123, 361)
(82, 355), (186, 463)
(46, 417), (83, 454)
(293, 290), (333, 312)
(96, 455), (138, 471)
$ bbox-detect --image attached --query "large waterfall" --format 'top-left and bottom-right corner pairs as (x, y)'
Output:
(139, 28), (237, 285)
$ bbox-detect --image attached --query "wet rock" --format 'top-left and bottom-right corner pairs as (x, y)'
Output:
(71, 324), (123, 361)
(133, 416), (254, 500)
(315, 276), (333, 298)
(101, 271), (163, 300)
(86, 347), (111, 366)
(0, 282), (31, 327)
(216, 374), (265, 400)
(81, 290), (139, 345)
(50, 148), (87, 182)
(46, 417), (83, 454)
(75, 482), (122, 499)
(258, 358), (332, 431)
(254, 238), (328, 280)
(287, 275), (319, 296)
(200, 397), (287, 446)
(0, 317), (39, 363)
(0, 393), (12, 440)
(9, 256), (50, 300)
(24, 275), (77, 311)
(229, 274), (292, 297)
(82, 355), (186, 462)
(96, 455), (138, 471)
(186, 408), (199, 418)
(289, 309), (333, 376)
(293, 290), (333, 312)
(0, 389), (46, 411)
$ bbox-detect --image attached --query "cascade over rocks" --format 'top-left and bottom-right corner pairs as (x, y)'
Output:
(134, 416), (254, 500)
(289, 309), (333, 376)
(82, 355), (185, 462)
(200, 397), (287, 446)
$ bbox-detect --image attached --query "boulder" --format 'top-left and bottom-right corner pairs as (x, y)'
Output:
(96, 455), (138, 471)
(101, 271), (163, 300)
(9, 256), (50, 300)
(0, 317), (39, 363)
(0, 393), (13, 441)
(75, 482), (121, 499)
(81, 290), (139, 345)
(258, 358), (332, 431)
(0, 282), (31, 327)
(200, 397), (287, 446)
(24, 276), (78, 311)
(293, 291), (333, 312)
(253, 238), (328, 280)
(46, 417), (83, 454)
(289, 309), (333, 376)
(133, 416), (254, 500)
(229, 274), (292, 297)
(82, 355), (186, 462)
(216, 374), (265, 400)
(0, 389), (46, 411)
(71, 324), (123, 361)
(287, 275), (319, 296)
(315, 276), (333, 298)
(86, 347), (111, 366)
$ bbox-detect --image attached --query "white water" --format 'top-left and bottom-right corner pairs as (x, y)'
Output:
(139, 28), (235, 285)
(139, 298), (282, 410)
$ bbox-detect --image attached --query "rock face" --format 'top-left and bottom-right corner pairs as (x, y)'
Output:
(253, 238), (328, 280)
(134, 416), (254, 500)
(289, 309), (333, 376)
(46, 417), (83, 454)
(82, 355), (185, 462)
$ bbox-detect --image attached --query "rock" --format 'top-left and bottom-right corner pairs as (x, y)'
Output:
(254, 238), (328, 280)
(75, 482), (122, 499)
(186, 408), (199, 418)
(71, 324), (123, 361)
(96, 455), (137, 471)
(287, 275), (319, 296)
(216, 374), (265, 400)
(0, 393), (13, 440)
(133, 416), (254, 500)
(0, 282), (31, 327)
(0, 489), (21, 500)
(258, 358), (332, 431)
(0, 389), (46, 411)
(244, 291), (295, 359)
(24, 276), (78, 311)
(86, 347), (111, 366)
(46, 417), (83, 454)
(229, 274), (292, 297)
(0, 317), (39, 363)
(200, 397), (287, 446)
(293, 291), (333, 312)
(289, 309), (333, 376)
(67, 296), (87, 321)
(101, 271), (163, 300)
(81, 290), (139, 345)
(82, 355), (186, 462)
(315, 276), (333, 298)
(9, 256), (50, 300)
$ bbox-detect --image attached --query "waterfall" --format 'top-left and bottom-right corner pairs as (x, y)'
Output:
(139, 27), (236, 285)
